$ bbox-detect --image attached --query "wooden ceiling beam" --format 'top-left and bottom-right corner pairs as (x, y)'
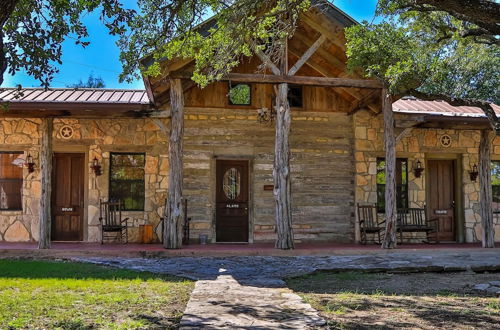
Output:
(300, 12), (346, 51)
(255, 50), (281, 75)
(170, 72), (382, 88)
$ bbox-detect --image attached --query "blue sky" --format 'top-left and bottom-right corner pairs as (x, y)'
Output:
(1, 0), (378, 90)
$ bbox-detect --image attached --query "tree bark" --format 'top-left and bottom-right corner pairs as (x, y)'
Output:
(163, 78), (184, 249)
(274, 82), (294, 249)
(0, 0), (19, 86)
(381, 89), (397, 249)
(479, 129), (495, 248)
(38, 118), (53, 249)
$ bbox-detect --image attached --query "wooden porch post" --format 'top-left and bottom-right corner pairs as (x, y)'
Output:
(479, 129), (495, 248)
(274, 41), (294, 250)
(381, 88), (397, 249)
(164, 78), (185, 249)
(38, 118), (53, 249)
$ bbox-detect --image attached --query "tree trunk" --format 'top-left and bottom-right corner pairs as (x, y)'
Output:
(381, 89), (397, 249)
(273, 82), (294, 249)
(163, 78), (184, 249)
(479, 129), (495, 248)
(38, 118), (53, 249)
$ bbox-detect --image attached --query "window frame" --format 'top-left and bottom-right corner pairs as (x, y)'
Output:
(227, 82), (253, 107)
(108, 152), (146, 211)
(0, 151), (24, 211)
(376, 157), (409, 213)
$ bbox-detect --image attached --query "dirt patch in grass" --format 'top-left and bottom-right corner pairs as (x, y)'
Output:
(0, 259), (194, 329)
(287, 271), (500, 329)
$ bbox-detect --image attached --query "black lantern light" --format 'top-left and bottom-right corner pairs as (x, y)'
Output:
(469, 164), (479, 182)
(26, 154), (35, 173)
(91, 157), (102, 176)
(413, 159), (424, 178)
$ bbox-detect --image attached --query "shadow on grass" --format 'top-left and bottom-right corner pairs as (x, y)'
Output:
(0, 259), (188, 282)
(287, 271), (500, 329)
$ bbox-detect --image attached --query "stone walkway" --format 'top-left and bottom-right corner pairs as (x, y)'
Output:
(74, 249), (500, 329)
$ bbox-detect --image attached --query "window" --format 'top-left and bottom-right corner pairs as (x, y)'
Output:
(376, 158), (408, 213)
(288, 85), (303, 108)
(228, 83), (251, 105)
(0, 152), (23, 211)
(109, 153), (145, 211)
(492, 161), (500, 212)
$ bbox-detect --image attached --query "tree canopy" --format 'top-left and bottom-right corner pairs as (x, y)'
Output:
(0, 0), (133, 87)
(119, 0), (311, 87)
(345, 0), (500, 133)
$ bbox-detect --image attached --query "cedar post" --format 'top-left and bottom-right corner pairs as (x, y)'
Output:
(381, 88), (397, 248)
(273, 40), (294, 250)
(479, 129), (495, 248)
(38, 118), (53, 249)
(164, 78), (185, 249)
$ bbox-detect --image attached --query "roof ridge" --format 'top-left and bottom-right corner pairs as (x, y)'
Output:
(0, 87), (146, 92)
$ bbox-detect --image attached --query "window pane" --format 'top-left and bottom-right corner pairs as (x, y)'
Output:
(0, 153), (23, 179)
(491, 161), (500, 211)
(109, 153), (145, 211)
(229, 83), (251, 105)
(288, 85), (303, 108)
(0, 153), (23, 210)
(376, 158), (409, 212)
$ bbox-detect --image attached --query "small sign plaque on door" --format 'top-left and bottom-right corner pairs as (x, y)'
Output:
(435, 210), (448, 215)
(61, 207), (73, 212)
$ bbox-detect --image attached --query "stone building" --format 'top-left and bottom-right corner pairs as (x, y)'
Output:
(1, 3), (498, 245)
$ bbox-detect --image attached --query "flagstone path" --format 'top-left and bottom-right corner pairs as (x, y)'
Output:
(75, 249), (500, 329)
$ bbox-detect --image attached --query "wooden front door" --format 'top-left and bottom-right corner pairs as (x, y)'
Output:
(51, 153), (85, 241)
(216, 160), (249, 242)
(428, 160), (456, 241)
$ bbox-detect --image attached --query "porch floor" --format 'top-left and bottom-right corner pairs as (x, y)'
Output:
(0, 241), (493, 258)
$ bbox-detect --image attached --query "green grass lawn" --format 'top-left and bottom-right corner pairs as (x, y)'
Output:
(0, 259), (194, 329)
(287, 271), (500, 329)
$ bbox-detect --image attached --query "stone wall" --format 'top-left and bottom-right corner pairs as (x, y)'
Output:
(1, 109), (355, 244)
(353, 110), (500, 243)
(0, 117), (169, 243)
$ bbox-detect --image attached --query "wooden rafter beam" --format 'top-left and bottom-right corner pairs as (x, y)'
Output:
(288, 35), (326, 76)
(255, 50), (281, 75)
(171, 72), (382, 89)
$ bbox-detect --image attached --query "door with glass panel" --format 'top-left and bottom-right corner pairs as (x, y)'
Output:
(216, 160), (249, 242)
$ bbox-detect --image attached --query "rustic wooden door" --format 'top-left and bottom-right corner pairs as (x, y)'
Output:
(51, 153), (85, 241)
(216, 160), (249, 242)
(428, 160), (456, 241)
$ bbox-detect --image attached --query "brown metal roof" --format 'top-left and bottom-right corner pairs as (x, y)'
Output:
(393, 98), (500, 118)
(0, 87), (150, 104)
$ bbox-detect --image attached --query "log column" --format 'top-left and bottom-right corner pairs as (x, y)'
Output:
(479, 129), (495, 248)
(274, 82), (294, 249)
(38, 118), (53, 249)
(164, 78), (185, 249)
(381, 88), (397, 249)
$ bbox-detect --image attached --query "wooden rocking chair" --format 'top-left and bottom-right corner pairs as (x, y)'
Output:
(99, 199), (129, 244)
(357, 203), (385, 244)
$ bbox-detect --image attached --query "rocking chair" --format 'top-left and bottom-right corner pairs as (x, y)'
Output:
(99, 199), (129, 244)
(357, 203), (385, 244)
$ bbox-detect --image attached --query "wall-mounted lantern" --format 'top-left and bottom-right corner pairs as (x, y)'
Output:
(469, 164), (479, 182)
(91, 157), (102, 176)
(413, 159), (424, 178)
(26, 154), (35, 173)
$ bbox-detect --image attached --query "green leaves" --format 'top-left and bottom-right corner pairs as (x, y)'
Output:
(120, 0), (310, 87)
(345, 1), (500, 105)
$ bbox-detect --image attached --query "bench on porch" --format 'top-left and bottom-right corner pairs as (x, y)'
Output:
(157, 198), (191, 245)
(397, 208), (439, 243)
